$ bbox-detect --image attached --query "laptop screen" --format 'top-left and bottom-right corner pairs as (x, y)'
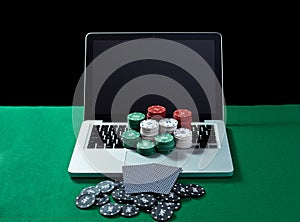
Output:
(84, 33), (223, 122)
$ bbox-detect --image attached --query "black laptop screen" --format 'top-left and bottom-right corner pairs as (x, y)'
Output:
(85, 33), (223, 122)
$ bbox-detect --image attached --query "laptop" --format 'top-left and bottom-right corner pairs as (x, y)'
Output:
(68, 32), (234, 178)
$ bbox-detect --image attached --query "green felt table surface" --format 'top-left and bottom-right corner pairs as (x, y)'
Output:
(1, 105), (300, 221)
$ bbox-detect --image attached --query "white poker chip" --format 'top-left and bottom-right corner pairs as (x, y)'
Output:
(140, 119), (159, 138)
(174, 128), (192, 139)
(159, 118), (178, 128)
(174, 128), (192, 149)
(140, 119), (159, 129)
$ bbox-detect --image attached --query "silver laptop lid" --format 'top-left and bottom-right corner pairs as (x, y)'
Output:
(84, 32), (223, 122)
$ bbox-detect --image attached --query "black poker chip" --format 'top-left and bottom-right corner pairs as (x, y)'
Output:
(114, 181), (125, 189)
(158, 201), (181, 211)
(80, 186), (101, 196)
(153, 193), (162, 200)
(99, 203), (122, 217)
(172, 183), (190, 197)
(94, 194), (110, 206)
(134, 194), (156, 208)
(75, 193), (96, 209)
(121, 192), (135, 202)
(96, 180), (115, 193)
(186, 184), (206, 197)
(161, 192), (181, 202)
(112, 189), (124, 203)
(143, 207), (154, 214)
(151, 204), (174, 221)
(120, 204), (140, 217)
(112, 189), (134, 203)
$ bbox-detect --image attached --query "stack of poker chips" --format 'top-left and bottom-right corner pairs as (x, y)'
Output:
(127, 112), (145, 131)
(173, 128), (193, 149)
(155, 133), (175, 154)
(140, 119), (159, 141)
(137, 139), (156, 156)
(159, 118), (178, 134)
(147, 105), (166, 121)
(173, 109), (192, 129)
(121, 129), (141, 149)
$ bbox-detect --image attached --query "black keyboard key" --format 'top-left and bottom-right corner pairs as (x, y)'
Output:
(208, 139), (217, 143)
(96, 143), (104, 148)
(106, 144), (113, 148)
(87, 143), (96, 148)
(200, 142), (208, 148)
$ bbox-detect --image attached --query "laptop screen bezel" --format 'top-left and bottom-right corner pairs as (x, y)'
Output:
(84, 32), (223, 121)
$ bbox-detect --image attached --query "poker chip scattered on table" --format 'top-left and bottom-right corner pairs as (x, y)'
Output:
(75, 193), (96, 209)
(99, 203), (122, 217)
(112, 189), (126, 203)
(137, 139), (156, 156)
(127, 112), (145, 131)
(151, 204), (174, 221)
(114, 181), (125, 189)
(161, 192), (181, 202)
(173, 128), (193, 149)
(80, 186), (101, 196)
(186, 184), (206, 197)
(172, 183), (190, 197)
(121, 204), (140, 217)
(121, 129), (141, 149)
(96, 180), (115, 193)
(94, 194), (110, 206)
(134, 194), (156, 208)
(158, 201), (181, 211)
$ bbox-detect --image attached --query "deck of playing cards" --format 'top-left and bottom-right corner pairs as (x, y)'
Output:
(122, 163), (182, 194)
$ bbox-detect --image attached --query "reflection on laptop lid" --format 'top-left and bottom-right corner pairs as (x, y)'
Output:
(84, 33), (223, 122)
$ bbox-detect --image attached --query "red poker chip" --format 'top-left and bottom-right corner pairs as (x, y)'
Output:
(147, 115), (164, 121)
(147, 113), (166, 117)
(147, 105), (166, 114)
(173, 117), (192, 122)
(173, 109), (192, 119)
(179, 125), (192, 129)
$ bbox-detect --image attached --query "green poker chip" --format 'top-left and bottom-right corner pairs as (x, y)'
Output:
(155, 134), (174, 144)
(137, 140), (156, 156)
(121, 129), (140, 149)
(121, 129), (140, 140)
(155, 134), (175, 154)
(127, 112), (145, 121)
(127, 112), (145, 131)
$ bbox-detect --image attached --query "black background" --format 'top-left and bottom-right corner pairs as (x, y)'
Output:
(1, 17), (298, 106)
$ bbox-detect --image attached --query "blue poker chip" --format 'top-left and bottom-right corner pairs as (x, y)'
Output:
(99, 203), (122, 217)
(75, 193), (95, 209)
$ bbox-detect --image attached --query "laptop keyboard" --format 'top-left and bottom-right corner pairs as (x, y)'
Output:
(87, 124), (219, 149)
